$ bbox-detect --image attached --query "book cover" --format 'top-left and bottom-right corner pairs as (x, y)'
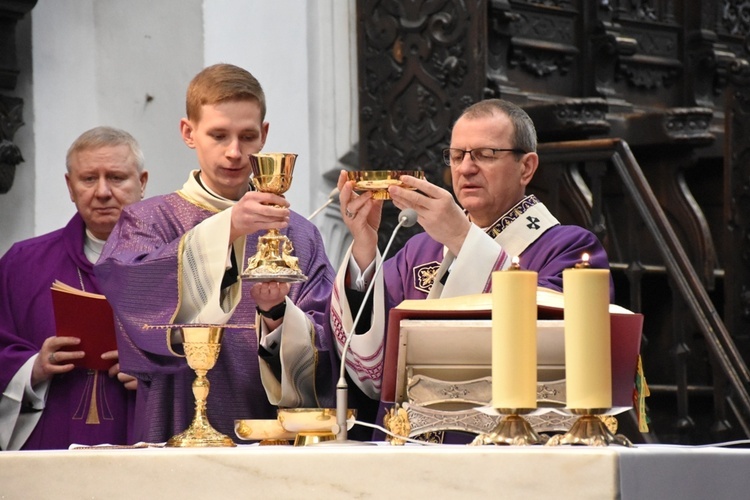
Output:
(50, 280), (117, 371)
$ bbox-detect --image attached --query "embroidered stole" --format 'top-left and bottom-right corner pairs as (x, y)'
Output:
(426, 195), (559, 298)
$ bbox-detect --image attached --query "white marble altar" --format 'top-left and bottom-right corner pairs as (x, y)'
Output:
(1, 444), (748, 499)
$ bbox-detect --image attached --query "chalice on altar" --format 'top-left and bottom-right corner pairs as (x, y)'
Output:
(242, 152), (308, 282)
(167, 325), (235, 447)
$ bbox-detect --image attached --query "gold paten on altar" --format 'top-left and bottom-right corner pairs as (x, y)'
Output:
(242, 153), (308, 283)
(278, 408), (356, 446)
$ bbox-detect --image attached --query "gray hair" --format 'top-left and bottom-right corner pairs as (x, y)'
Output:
(66, 126), (145, 172)
(457, 99), (537, 153)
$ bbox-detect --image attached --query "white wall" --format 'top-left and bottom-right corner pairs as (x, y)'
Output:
(0, 0), (357, 259)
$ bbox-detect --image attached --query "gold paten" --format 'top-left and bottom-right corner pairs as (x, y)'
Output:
(234, 419), (295, 443)
(347, 170), (425, 200)
(546, 409), (633, 447)
(242, 153), (308, 283)
(166, 326), (236, 447)
(277, 408), (356, 446)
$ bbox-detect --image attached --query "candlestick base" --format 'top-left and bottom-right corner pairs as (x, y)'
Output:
(471, 410), (547, 446)
(545, 410), (633, 447)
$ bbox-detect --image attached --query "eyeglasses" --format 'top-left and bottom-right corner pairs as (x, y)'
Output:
(442, 147), (527, 166)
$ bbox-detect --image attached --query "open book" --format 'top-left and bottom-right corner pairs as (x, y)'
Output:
(383, 287), (643, 408)
(395, 287), (634, 315)
(50, 280), (117, 371)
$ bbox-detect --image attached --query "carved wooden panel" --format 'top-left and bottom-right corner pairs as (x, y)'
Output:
(0, 0), (36, 194)
(357, 0), (487, 247)
(725, 58), (750, 349)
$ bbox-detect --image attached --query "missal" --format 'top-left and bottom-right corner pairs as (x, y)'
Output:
(50, 280), (117, 371)
(395, 286), (634, 315)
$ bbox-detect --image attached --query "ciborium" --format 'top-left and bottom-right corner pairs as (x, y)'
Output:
(166, 325), (235, 447)
(242, 153), (308, 282)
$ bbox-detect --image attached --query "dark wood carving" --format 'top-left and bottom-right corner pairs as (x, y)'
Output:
(0, 95), (24, 194)
(0, 0), (36, 194)
(357, 0), (486, 249)
(725, 55), (750, 370)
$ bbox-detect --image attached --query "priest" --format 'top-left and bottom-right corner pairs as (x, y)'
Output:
(0, 127), (147, 450)
(331, 99), (613, 424)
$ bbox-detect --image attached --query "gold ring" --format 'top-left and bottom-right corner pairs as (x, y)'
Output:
(48, 352), (56, 364)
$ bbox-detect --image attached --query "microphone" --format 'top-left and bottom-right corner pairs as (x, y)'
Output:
(326, 208), (418, 444)
(307, 187), (340, 221)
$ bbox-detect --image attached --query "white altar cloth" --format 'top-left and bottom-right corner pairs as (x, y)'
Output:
(1, 443), (749, 499)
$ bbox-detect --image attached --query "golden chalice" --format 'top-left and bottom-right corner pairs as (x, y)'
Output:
(242, 153), (308, 282)
(347, 170), (425, 200)
(166, 326), (235, 447)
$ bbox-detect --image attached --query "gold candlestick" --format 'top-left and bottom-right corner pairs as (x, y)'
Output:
(167, 326), (235, 447)
(242, 152), (308, 283)
(473, 408), (547, 446)
(546, 409), (632, 447)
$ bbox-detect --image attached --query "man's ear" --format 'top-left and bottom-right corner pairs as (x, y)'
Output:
(139, 171), (149, 199)
(520, 152), (539, 187)
(64, 173), (75, 202)
(260, 121), (269, 148)
(180, 118), (196, 149)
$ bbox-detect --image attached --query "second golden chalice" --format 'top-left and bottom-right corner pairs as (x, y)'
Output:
(242, 153), (307, 282)
(167, 326), (235, 447)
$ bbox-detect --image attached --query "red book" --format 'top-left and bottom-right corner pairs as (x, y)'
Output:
(50, 280), (117, 371)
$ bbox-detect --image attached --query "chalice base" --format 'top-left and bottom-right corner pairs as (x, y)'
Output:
(546, 412), (633, 447)
(472, 413), (547, 446)
(294, 431), (335, 446)
(242, 263), (308, 283)
(167, 415), (236, 448)
(242, 231), (308, 283)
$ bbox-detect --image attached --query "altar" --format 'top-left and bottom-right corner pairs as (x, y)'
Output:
(1, 444), (749, 499)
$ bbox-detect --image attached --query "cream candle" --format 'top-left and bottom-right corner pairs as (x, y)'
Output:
(562, 254), (612, 409)
(491, 258), (538, 410)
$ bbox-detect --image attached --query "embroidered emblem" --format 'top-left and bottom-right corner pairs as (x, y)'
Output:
(413, 261), (441, 294)
(486, 195), (539, 239)
(526, 216), (540, 230)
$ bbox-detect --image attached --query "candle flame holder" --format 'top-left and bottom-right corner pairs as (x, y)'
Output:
(472, 408), (547, 446)
(546, 409), (633, 447)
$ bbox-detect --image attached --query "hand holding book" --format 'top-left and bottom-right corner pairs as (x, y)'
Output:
(50, 280), (117, 371)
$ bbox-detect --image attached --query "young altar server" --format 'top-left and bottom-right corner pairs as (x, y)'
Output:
(95, 63), (337, 443)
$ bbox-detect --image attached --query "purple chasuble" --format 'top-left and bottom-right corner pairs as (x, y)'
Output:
(0, 213), (135, 450)
(381, 223), (613, 315)
(95, 192), (336, 443)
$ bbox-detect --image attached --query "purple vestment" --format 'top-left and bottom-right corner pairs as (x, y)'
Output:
(0, 214), (135, 450)
(382, 223), (613, 313)
(94, 192), (336, 443)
